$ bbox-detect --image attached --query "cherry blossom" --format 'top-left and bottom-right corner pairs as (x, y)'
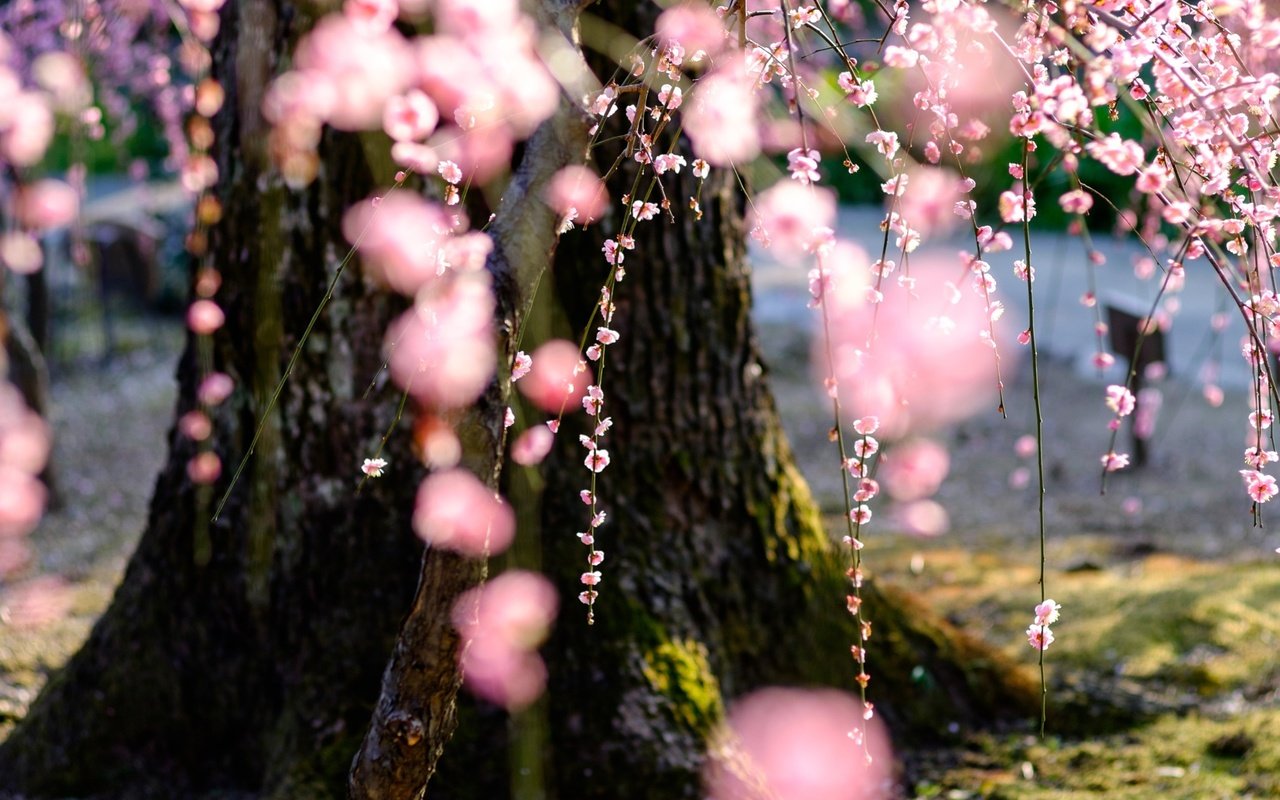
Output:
(414, 468), (514, 556)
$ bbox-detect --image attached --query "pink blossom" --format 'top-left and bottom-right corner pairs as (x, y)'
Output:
(344, 0), (399, 33)
(382, 90), (439, 142)
(0, 233), (42, 275)
(386, 280), (496, 411)
(899, 167), (963, 236)
(187, 453), (222, 485)
(343, 194), (452, 295)
(1085, 133), (1145, 176)
(1241, 470), (1279, 503)
(753, 181), (836, 259)
(1034, 599), (1061, 626)
(837, 72), (878, 107)
(1105, 385), (1136, 417)
(1026, 624), (1055, 651)
(511, 351), (532, 382)
(178, 412), (212, 442)
(415, 468), (514, 555)
(823, 258), (1006, 439)
(1014, 435), (1037, 459)
(14, 180), (78, 230)
(864, 130), (899, 159)
(631, 201), (659, 221)
(546, 166), (608, 225)
(879, 438), (950, 502)
(511, 426), (555, 466)
(685, 56), (760, 166)
(786, 147), (821, 184)
(655, 2), (727, 56)
(451, 570), (557, 711)
(1058, 189), (1094, 215)
(197, 373), (235, 406)
(518, 339), (587, 412)
(1101, 452), (1130, 472)
(1, 94), (54, 167)
(187, 300), (225, 335)
(292, 16), (413, 131)
(584, 449), (611, 473)
(653, 153), (686, 175)
(438, 160), (464, 185)
(433, 0), (521, 35)
(891, 499), (950, 537)
(705, 688), (892, 800)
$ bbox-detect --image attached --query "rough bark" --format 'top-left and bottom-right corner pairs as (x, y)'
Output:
(0, 2), (428, 796)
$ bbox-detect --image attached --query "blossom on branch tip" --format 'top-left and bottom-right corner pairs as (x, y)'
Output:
(362, 457), (388, 477)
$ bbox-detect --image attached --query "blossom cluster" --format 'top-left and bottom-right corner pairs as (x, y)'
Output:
(1026, 599), (1062, 652)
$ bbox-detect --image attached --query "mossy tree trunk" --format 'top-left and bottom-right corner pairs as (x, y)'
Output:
(0, 2), (432, 796)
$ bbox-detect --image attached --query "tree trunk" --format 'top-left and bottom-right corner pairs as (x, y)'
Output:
(431, 5), (1037, 798)
(0, 2), (430, 795)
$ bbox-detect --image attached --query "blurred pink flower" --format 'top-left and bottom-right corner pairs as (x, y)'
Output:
(1, 575), (73, 630)
(517, 339), (587, 413)
(685, 56), (759, 166)
(0, 466), (45, 539)
(546, 166), (608, 226)
(13, 179), (77, 229)
(187, 299), (225, 335)
(382, 90), (439, 142)
(890, 499), (950, 537)
(2, 94), (54, 167)
(343, 0), (399, 33)
(386, 280), (496, 411)
(823, 258), (1005, 439)
(753, 181), (836, 260)
(293, 16), (414, 131)
(879, 439), (950, 502)
(452, 570), (558, 710)
(705, 687), (892, 800)
(414, 468), (514, 555)
(0, 233), (42, 274)
(344, 194), (452, 296)
(511, 426), (554, 466)
(897, 167), (964, 237)
(656, 2), (727, 56)
(187, 453), (222, 485)
(197, 372), (235, 406)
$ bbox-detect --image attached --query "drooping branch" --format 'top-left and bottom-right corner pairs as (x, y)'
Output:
(346, 4), (595, 798)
